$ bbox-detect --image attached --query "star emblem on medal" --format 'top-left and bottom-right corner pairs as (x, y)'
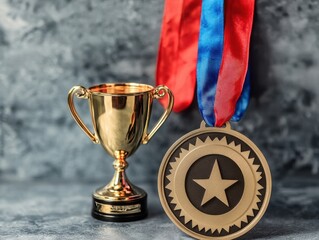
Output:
(193, 160), (238, 207)
(158, 123), (271, 239)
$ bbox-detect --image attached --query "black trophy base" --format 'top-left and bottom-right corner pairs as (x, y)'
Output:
(92, 194), (148, 222)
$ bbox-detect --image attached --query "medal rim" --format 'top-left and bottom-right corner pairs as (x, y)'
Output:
(158, 123), (272, 239)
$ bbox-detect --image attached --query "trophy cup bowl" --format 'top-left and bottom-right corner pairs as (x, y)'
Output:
(68, 83), (173, 221)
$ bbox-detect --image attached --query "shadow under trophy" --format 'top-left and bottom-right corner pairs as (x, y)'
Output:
(68, 83), (173, 221)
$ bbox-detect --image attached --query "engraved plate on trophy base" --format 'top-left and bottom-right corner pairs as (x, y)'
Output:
(92, 194), (147, 222)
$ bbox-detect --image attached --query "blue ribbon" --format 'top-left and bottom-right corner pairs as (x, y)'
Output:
(196, 0), (250, 126)
(196, 0), (224, 127)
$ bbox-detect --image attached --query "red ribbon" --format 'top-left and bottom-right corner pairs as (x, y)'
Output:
(214, 0), (255, 126)
(156, 0), (201, 112)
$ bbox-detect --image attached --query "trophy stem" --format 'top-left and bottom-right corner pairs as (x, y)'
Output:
(108, 154), (135, 196)
(92, 151), (148, 222)
(111, 155), (129, 189)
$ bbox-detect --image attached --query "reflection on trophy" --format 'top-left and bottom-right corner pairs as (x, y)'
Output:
(68, 83), (173, 221)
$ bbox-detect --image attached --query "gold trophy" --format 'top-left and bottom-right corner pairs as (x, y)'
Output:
(68, 83), (173, 221)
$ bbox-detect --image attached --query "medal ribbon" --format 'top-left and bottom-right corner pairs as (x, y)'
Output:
(157, 0), (254, 126)
(156, 0), (201, 112)
(197, 0), (253, 127)
(213, 0), (254, 127)
(196, 0), (224, 126)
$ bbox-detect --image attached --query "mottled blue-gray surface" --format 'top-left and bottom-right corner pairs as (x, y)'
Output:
(1, 0), (319, 239)
(1, 180), (319, 240)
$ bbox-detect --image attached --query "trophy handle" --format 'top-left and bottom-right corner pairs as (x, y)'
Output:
(142, 85), (174, 144)
(68, 86), (99, 144)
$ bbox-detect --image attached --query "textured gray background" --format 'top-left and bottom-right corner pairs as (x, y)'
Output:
(1, 0), (319, 239)
(1, 0), (318, 183)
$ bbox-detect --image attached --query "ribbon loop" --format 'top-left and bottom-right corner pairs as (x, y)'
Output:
(196, 0), (224, 126)
(214, 0), (255, 127)
(156, 0), (201, 112)
(157, 0), (255, 125)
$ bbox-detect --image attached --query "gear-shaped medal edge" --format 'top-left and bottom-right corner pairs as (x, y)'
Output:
(165, 136), (264, 235)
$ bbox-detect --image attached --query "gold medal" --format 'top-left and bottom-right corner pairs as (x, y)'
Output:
(158, 122), (272, 239)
